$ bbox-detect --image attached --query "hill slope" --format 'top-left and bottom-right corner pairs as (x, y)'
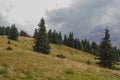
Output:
(0, 36), (120, 80)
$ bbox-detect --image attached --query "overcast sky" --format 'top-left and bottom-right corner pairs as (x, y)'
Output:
(0, 0), (120, 47)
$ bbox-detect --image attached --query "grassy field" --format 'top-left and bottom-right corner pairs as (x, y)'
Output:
(0, 36), (120, 80)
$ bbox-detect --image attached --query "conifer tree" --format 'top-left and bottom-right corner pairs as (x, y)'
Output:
(48, 29), (53, 43)
(63, 34), (68, 46)
(52, 30), (59, 44)
(58, 31), (62, 45)
(91, 41), (99, 55)
(33, 29), (38, 38)
(8, 24), (19, 41)
(0, 27), (2, 35)
(68, 32), (74, 48)
(6, 26), (11, 35)
(20, 30), (29, 37)
(33, 18), (50, 54)
(99, 29), (116, 68)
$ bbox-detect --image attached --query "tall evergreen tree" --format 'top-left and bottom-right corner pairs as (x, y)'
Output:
(58, 31), (63, 45)
(91, 41), (99, 55)
(48, 29), (53, 43)
(33, 18), (50, 54)
(99, 29), (116, 68)
(68, 32), (74, 48)
(52, 30), (59, 44)
(0, 26), (2, 35)
(33, 29), (38, 38)
(63, 34), (68, 46)
(8, 24), (19, 41)
(6, 26), (11, 35)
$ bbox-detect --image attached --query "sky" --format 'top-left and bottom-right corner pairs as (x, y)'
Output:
(0, 0), (120, 47)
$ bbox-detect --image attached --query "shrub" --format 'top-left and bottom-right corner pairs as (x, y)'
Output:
(87, 60), (91, 65)
(7, 40), (11, 44)
(65, 69), (75, 75)
(6, 46), (12, 51)
(56, 54), (66, 59)
(47, 77), (55, 80)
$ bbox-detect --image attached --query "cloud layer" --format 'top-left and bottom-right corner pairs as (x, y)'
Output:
(0, 0), (120, 48)
(46, 0), (120, 47)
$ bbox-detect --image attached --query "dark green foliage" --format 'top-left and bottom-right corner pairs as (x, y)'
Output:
(33, 29), (38, 38)
(33, 18), (50, 54)
(6, 27), (11, 35)
(87, 60), (91, 65)
(68, 32), (74, 48)
(58, 32), (63, 44)
(65, 69), (75, 75)
(7, 40), (11, 44)
(63, 34), (68, 46)
(20, 30), (30, 37)
(47, 77), (55, 80)
(6, 46), (12, 51)
(8, 24), (19, 41)
(63, 33), (95, 54)
(48, 29), (63, 45)
(48, 29), (53, 43)
(91, 42), (99, 56)
(99, 29), (116, 68)
(56, 54), (66, 59)
(0, 26), (11, 36)
(0, 26), (6, 35)
(52, 30), (59, 44)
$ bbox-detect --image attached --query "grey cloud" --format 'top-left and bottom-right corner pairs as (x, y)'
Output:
(46, 0), (120, 47)
(0, 13), (9, 26)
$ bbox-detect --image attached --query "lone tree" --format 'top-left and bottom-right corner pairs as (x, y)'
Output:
(8, 24), (19, 41)
(33, 18), (50, 54)
(99, 29), (116, 68)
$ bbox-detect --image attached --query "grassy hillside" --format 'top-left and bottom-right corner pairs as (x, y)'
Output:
(0, 36), (120, 80)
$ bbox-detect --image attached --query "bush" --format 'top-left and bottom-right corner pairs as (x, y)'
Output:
(65, 69), (75, 75)
(87, 60), (91, 65)
(47, 77), (55, 80)
(56, 54), (66, 59)
(7, 40), (11, 44)
(6, 46), (12, 51)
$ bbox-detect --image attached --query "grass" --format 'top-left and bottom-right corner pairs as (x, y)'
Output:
(0, 36), (120, 80)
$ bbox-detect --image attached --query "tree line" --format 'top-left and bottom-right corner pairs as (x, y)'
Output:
(36, 27), (119, 61)
(0, 18), (120, 69)
(0, 25), (30, 40)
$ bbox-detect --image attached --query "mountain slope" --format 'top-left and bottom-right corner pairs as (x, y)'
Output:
(0, 36), (120, 80)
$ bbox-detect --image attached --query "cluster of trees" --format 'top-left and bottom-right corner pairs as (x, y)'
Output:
(20, 30), (30, 37)
(0, 26), (11, 35)
(0, 25), (30, 40)
(33, 18), (120, 68)
(63, 33), (99, 55)
(0, 18), (120, 69)
(48, 29), (62, 45)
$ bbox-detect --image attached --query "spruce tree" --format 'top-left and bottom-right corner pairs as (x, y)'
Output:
(8, 24), (19, 41)
(91, 41), (99, 55)
(99, 29), (116, 68)
(63, 34), (68, 46)
(33, 18), (50, 54)
(58, 31), (62, 45)
(20, 30), (29, 37)
(48, 29), (53, 43)
(33, 29), (38, 38)
(6, 26), (11, 35)
(52, 30), (59, 44)
(68, 32), (74, 48)
(0, 27), (2, 35)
